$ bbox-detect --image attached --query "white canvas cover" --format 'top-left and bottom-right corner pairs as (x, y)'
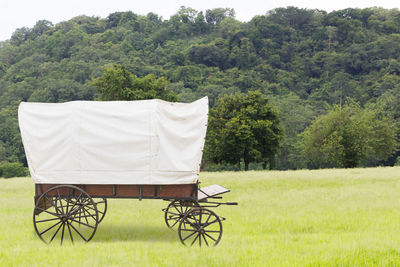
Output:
(18, 97), (208, 185)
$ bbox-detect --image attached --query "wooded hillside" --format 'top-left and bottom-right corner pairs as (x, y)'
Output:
(1, 6), (400, 170)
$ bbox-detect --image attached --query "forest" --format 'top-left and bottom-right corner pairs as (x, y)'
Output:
(1, 6), (400, 172)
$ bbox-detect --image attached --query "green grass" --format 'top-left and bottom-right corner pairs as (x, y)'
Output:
(2, 167), (400, 266)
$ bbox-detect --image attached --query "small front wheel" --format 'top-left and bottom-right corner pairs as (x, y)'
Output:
(178, 208), (223, 247)
(163, 200), (199, 230)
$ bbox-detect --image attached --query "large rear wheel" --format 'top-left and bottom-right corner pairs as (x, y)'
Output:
(33, 185), (98, 244)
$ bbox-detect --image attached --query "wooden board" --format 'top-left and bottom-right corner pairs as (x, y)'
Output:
(35, 184), (197, 200)
(197, 184), (230, 201)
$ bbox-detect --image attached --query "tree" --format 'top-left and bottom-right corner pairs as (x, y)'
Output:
(205, 8), (235, 25)
(30, 20), (53, 39)
(302, 102), (397, 168)
(91, 65), (178, 101)
(205, 91), (282, 170)
(188, 44), (227, 68)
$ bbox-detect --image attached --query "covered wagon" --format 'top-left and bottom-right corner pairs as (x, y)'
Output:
(18, 97), (236, 246)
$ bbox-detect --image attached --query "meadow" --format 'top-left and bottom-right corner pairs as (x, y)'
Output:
(2, 167), (400, 266)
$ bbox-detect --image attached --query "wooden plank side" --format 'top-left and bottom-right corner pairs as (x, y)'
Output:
(35, 183), (197, 199)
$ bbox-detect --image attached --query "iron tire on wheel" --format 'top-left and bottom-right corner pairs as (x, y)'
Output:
(164, 200), (199, 230)
(33, 185), (99, 244)
(178, 208), (223, 247)
(94, 198), (107, 223)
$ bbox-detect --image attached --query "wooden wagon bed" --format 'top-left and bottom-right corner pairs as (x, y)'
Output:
(35, 183), (198, 201)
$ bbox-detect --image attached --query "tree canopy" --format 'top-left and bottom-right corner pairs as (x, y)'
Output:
(1, 6), (400, 170)
(302, 102), (398, 168)
(91, 65), (177, 101)
(206, 91), (282, 170)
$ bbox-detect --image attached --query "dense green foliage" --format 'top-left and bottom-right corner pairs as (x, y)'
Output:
(1, 6), (400, 170)
(302, 102), (397, 168)
(206, 91), (281, 170)
(92, 65), (177, 101)
(0, 162), (28, 178)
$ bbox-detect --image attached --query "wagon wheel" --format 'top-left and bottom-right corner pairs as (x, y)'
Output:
(67, 197), (107, 223)
(67, 197), (107, 224)
(178, 208), (223, 247)
(163, 200), (199, 230)
(33, 185), (98, 244)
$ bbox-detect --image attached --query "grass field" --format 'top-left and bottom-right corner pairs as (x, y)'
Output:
(2, 167), (400, 266)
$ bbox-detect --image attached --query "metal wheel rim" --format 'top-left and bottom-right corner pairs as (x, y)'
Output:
(178, 208), (223, 247)
(81, 197), (106, 223)
(33, 185), (99, 244)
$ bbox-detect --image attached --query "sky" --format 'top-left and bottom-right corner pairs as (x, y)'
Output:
(1, 0), (399, 41)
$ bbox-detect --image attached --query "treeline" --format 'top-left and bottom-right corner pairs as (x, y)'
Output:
(1, 6), (400, 172)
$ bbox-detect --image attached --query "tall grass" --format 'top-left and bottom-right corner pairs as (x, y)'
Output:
(1, 167), (400, 266)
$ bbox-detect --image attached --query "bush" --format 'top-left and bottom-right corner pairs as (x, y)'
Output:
(0, 162), (28, 178)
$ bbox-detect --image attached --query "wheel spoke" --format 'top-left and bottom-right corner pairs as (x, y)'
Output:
(44, 195), (62, 215)
(69, 201), (93, 216)
(67, 192), (83, 216)
(203, 219), (219, 228)
(180, 228), (197, 232)
(170, 218), (180, 228)
(173, 204), (181, 214)
(84, 204), (104, 215)
(167, 214), (180, 220)
(179, 203), (184, 215)
(192, 213), (200, 227)
(81, 208), (90, 225)
(182, 230), (197, 241)
(61, 223), (65, 245)
(35, 217), (60, 223)
(68, 222), (88, 242)
(69, 218), (96, 229)
(202, 233), (209, 246)
(204, 232), (217, 242)
(50, 222), (63, 243)
(35, 207), (61, 218)
(199, 231), (201, 247)
(67, 221), (74, 243)
(184, 216), (199, 229)
(182, 205), (188, 215)
(68, 214), (95, 219)
(39, 221), (62, 236)
(166, 211), (181, 216)
(190, 233), (200, 246)
(57, 189), (65, 214)
(83, 207), (98, 221)
(65, 194), (71, 215)
(205, 213), (212, 225)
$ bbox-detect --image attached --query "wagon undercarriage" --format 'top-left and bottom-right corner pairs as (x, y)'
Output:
(33, 183), (237, 246)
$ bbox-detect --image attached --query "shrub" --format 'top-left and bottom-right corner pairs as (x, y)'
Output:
(0, 162), (28, 178)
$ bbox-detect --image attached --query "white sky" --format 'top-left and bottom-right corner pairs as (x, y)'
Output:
(1, 0), (399, 41)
